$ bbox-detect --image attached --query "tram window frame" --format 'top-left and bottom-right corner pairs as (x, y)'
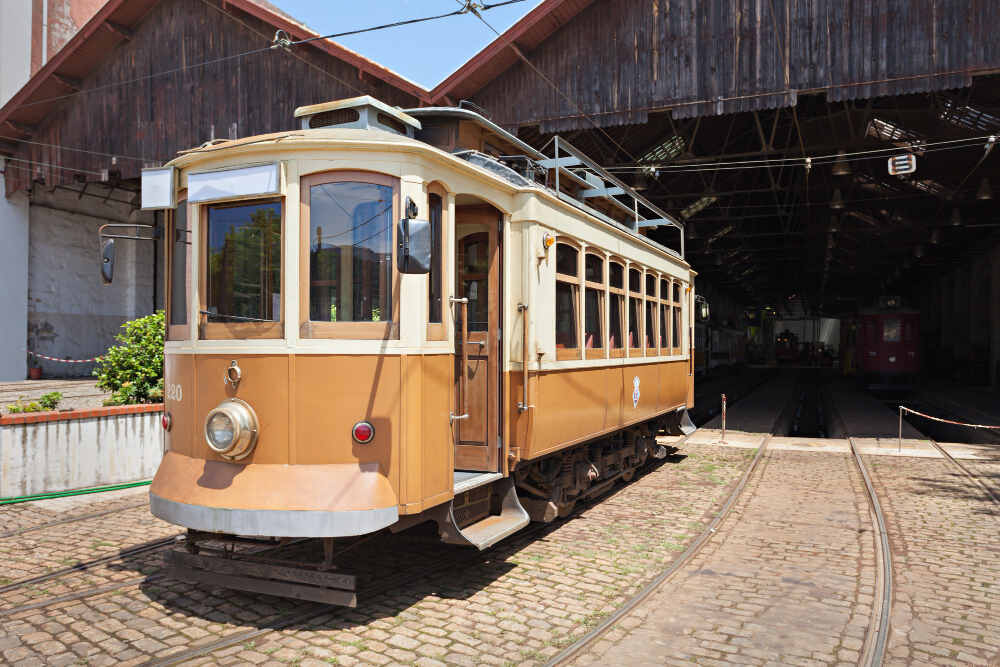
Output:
(672, 280), (684, 355)
(199, 197), (284, 340)
(166, 191), (190, 341)
(627, 266), (643, 356)
(659, 277), (670, 353)
(299, 170), (400, 340)
(555, 240), (581, 360)
(426, 183), (448, 341)
(608, 259), (626, 358)
(644, 273), (657, 355)
(583, 251), (605, 359)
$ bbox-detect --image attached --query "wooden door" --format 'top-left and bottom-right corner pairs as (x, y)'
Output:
(454, 210), (500, 471)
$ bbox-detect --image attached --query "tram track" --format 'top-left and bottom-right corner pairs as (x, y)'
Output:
(545, 385), (796, 667)
(925, 439), (1000, 508)
(0, 534), (182, 600)
(828, 394), (893, 667)
(0, 500), (148, 540)
(142, 432), (703, 667)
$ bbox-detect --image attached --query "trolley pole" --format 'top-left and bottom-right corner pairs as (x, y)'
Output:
(721, 393), (727, 444)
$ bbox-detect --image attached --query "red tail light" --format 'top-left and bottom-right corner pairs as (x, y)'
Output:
(352, 421), (374, 444)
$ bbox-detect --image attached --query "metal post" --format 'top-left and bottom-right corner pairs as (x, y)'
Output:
(721, 393), (727, 444)
(898, 405), (903, 454)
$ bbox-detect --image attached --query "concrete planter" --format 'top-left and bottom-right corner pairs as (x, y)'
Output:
(0, 404), (164, 498)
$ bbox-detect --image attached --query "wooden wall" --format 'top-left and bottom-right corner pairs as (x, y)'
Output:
(469, 0), (1000, 133)
(4, 0), (421, 194)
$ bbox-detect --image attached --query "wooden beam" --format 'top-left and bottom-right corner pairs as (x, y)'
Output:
(103, 21), (133, 40)
(3, 120), (36, 136)
(52, 73), (82, 91)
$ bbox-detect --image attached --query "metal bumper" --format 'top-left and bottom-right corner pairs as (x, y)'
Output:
(149, 451), (399, 537)
(150, 494), (398, 537)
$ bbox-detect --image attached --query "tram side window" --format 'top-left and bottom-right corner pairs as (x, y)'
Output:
(555, 242), (579, 356)
(428, 193), (443, 324)
(308, 180), (393, 324)
(628, 267), (642, 352)
(169, 198), (189, 334)
(205, 200), (282, 327)
(609, 261), (625, 355)
(584, 253), (604, 355)
(645, 274), (657, 353)
(659, 278), (669, 350)
(673, 281), (683, 352)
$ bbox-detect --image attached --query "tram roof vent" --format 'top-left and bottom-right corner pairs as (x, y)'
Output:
(293, 96), (421, 137)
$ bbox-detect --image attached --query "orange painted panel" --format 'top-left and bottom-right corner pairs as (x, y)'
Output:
(194, 355), (290, 464)
(291, 356), (401, 493)
(512, 361), (690, 461)
(420, 354), (454, 510)
(163, 353), (196, 457)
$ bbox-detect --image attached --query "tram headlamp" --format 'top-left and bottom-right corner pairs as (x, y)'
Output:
(203, 398), (258, 460)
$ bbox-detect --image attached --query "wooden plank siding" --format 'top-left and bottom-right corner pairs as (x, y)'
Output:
(3, 0), (422, 194)
(466, 0), (1000, 133)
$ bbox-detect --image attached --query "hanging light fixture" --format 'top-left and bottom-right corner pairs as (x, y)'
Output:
(831, 150), (851, 176)
(830, 188), (845, 209)
(829, 215), (840, 233)
(914, 245), (925, 258)
(950, 207), (962, 226)
(977, 177), (992, 200)
(930, 228), (941, 244)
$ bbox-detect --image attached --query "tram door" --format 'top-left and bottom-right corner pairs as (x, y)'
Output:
(454, 206), (501, 472)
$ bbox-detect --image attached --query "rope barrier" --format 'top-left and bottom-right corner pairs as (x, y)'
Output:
(898, 404), (1000, 454)
(900, 405), (1000, 430)
(27, 350), (103, 364)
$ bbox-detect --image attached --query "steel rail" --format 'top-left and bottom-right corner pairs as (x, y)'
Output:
(926, 440), (1000, 509)
(846, 436), (893, 667)
(0, 534), (182, 596)
(0, 575), (160, 618)
(545, 430), (773, 667)
(143, 436), (691, 667)
(0, 538), (313, 619)
(828, 394), (892, 667)
(0, 501), (147, 539)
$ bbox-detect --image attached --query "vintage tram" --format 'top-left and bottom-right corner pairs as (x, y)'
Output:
(853, 298), (920, 390)
(129, 96), (696, 605)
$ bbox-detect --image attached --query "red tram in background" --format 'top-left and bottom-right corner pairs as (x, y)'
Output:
(853, 298), (920, 390)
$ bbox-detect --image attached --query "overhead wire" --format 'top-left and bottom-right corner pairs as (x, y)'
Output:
(13, 0), (529, 112)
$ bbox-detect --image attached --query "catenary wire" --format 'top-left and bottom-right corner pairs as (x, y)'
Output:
(12, 0), (528, 112)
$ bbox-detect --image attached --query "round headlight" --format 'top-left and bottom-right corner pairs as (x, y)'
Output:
(203, 398), (258, 460)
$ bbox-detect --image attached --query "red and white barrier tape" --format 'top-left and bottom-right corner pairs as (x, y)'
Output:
(900, 405), (1000, 430)
(28, 350), (103, 364)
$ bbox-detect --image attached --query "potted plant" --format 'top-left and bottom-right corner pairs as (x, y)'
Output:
(26, 321), (56, 380)
(27, 354), (41, 380)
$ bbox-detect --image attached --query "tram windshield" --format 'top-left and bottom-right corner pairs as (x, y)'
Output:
(204, 200), (282, 323)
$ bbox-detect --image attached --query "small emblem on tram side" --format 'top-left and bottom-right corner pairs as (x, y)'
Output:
(632, 376), (641, 408)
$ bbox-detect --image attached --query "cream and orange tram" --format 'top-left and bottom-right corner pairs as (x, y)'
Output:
(133, 96), (697, 605)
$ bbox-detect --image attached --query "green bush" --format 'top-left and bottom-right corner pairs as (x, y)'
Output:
(38, 391), (62, 411)
(94, 311), (165, 405)
(5, 397), (44, 414)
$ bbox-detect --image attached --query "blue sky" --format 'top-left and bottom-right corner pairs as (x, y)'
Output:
(271, 1), (543, 90)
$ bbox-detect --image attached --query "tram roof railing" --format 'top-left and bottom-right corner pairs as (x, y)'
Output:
(539, 136), (685, 259)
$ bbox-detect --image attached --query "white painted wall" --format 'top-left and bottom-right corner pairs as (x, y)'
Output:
(0, 411), (164, 497)
(0, 0), (31, 108)
(0, 160), (30, 381)
(27, 187), (156, 377)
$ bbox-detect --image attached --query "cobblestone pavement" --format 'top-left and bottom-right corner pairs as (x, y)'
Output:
(0, 487), (149, 538)
(0, 444), (753, 666)
(570, 448), (878, 667)
(866, 454), (1000, 666)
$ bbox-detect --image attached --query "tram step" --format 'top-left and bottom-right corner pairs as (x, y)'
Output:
(438, 477), (530, 550)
